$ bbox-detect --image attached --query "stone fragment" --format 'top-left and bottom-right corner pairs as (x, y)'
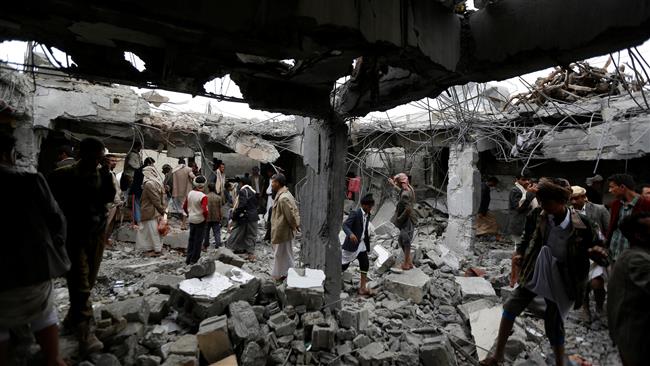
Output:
(301, 311), (325, 335)
(420, 335), (457, 366)
(228, 301), (261, 344)
(161, 354), (197, 366)
(185, 258), (216, 279)
(115, 225), (137, 242)
(357, 342), (385, 366)
(169, 334), (198, 357)
(384, 268), (430, 304)
(90, 353), (121, 366)
(353, 334), (371, 349)
(137, 355), (162, 366)
(339, 306), (368, 330)
(240, 342), (266, 366)
(144, 274), (184, 294)
(197, 315), (232, 363)
(102, 297), (151, 324)
(214, 247), (246, 267)
(371, 200), (397, 228)
(147, 294), (170, 323)
(454, 276), (497, 301)
(210, 354), (238, 365)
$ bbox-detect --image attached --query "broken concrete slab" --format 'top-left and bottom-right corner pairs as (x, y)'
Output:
(228, 301), (261, 344)
(371, 200), (396, 227)
(102, 297), (151, 324)
(339, 306), (369, 331)
(161, 354), (197, 366)
(457, 298), (496, 323)
(214, 247), (245, 267)
(240, 341), (266, 366)
(468, 305), (502, 360)
(115, 225), (137, 243)
(284, 268), (325, 310)
(210, 355), (238, 365)
(384, 267), (430, 304)
(311, 323), (337, 351)
(146, 294), (170, 323)
(454, 276), (497, 301)
(267, 312), (298, 337)
(357, 342), (386, 366)
(185, 258), (216, 279)
(169, 334), (198, 357)
(373, 245), (395, 274)
(197, 315), (233, 364)
(144, 274), (184, 294)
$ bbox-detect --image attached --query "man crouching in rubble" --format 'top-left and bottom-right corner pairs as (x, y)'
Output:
(481, 178), (608, 366)
(48, 138), (116, 354)
(341, 194), (376, 296)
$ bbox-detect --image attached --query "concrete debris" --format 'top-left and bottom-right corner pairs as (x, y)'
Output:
(210, 355), (238, 366)
(420, 335), (458, 366)
(228, 301), (262, 344)
(339, 305), (369, 331)
(454, 276), (497, 301)
(197, 315), (233, 363)
(283, 268), (325, 310)
(384, 267), (430, 304)
(468, 305), (502, 360)
(184, 257), (216, 279)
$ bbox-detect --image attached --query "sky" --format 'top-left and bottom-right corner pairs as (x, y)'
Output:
(2, 36), (649, 122)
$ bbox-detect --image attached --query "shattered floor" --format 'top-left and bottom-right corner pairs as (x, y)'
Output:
(7, 217), (624, 366)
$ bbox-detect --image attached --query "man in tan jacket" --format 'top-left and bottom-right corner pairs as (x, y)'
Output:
(270, 173), (300, 281)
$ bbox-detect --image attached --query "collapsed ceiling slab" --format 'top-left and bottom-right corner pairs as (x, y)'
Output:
(1, 0), (649, 118)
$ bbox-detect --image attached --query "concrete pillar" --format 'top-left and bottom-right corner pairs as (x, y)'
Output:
(299, 116), (346, 308)
(443, 143), (480, 254)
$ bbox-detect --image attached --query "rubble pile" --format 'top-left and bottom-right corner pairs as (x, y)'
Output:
(506, 61), (644, 108)
(10, 213), (623, 366)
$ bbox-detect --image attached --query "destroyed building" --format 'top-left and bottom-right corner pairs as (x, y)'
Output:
(1, 1), (650, 366)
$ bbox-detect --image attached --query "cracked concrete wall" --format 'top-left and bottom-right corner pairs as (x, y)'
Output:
(443, 143), (480, 253)
(299, 117), (346, 307)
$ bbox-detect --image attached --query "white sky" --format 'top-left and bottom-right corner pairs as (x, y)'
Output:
(2, 38), (649, 121)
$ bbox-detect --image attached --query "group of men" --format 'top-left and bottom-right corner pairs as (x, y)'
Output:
(476, 173), (650, 366)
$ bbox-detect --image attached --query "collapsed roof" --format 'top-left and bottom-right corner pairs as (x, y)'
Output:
(2, 0), (650, 117)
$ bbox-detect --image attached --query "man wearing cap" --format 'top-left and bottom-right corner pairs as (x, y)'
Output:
(183, 176), (208, 265)
(570, 185), (610, 320)
(506, 174), (537, 242)
(585, 174), (604, 205)
(341, 194), (376, 296)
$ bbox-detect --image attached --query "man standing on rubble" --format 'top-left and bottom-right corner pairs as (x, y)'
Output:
(476, 176), (501, 240)
(606, 174), (650, 262)
(341, 194), (376, 296)
(104, 154), (123, 248)
(171, 158), (196, 230)
(607, 212), (650, 366)
(183, 176), (208, 265)
(226, 176), (259, 261)
(271, 173), (300, 282)
(121, 141), (142, 191)
(481, 179), (608, 366)
(389, 173), (416, 270)
(570, 185), (610, 320)
(506, 174), (537, 242)
(49, 137), (116, 354)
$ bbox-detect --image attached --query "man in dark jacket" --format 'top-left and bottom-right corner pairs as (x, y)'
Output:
(477, 177), (500, 239)
(607, 212), (650, 366)
(49, 137), (115, 354)
(341, 194), (375, 296)
(481, 178), (608, 366)
(226, 176), (259, 261)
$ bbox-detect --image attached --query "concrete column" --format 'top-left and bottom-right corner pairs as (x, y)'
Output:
(299, 116), (346, 308)
(443, 143), (480, 253)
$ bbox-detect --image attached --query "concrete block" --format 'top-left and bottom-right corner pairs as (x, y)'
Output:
(169, 334), (198, 357)
(228, 301), (261, 344)
(454, 277), (497, 301)
(115, 225), (137, 243)
(384, 268), (430, 304)
(146, 294), (170, 323)
(240, 341), (266, 366)
(312, 324), (336, 351)
(468, 305), (502, 360)
(214, 247), (245, 267)
(374, 221), (400, 237)
(357, 342), (385, 366)
(267, 312), (298, 337)
(102, 297), (150, 324)
(164, 230), (190, 249)
(197, 315), (232, 363)
(339, 306), (368, 331)
(420, 335), (458, 366)
(161, 354), (197, 366)
(284, 268), (325, 310)
(137, 354), (162, 366)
